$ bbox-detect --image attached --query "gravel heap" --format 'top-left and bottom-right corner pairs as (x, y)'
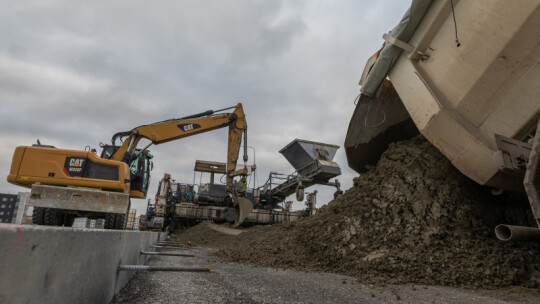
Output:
(174, 136), (540, 288)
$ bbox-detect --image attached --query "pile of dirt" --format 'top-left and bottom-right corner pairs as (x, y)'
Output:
(174, 136), (540, 288)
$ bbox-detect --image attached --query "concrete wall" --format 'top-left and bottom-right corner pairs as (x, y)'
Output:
(0, 224), (165, 304)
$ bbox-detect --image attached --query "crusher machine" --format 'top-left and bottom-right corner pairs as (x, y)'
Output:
(258, 139), (342, 208)
(147, 139), (342, 230)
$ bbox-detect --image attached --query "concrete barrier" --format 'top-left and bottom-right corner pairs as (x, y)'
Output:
(0, 224), (165, 304)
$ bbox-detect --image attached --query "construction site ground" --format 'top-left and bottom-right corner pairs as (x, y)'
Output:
(113, 136), (540, 303)
(111, 246), (540, 304)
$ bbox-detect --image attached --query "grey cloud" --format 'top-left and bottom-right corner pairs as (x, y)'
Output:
(0, 0), (412, 210)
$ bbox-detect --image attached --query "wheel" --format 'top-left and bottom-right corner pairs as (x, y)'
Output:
(225, 208), (235, 223)
(114, 213), (127, 230)
(44, 208), (63, 226)
(114, 200), (131, 230)
(62, 214), (75, 227)
(223, 196), (233, 207)
(167, 219), (178, 233)
(32, 207), (45, 225)
(296, 186), (304, 201)
(104, 213), (116, 229)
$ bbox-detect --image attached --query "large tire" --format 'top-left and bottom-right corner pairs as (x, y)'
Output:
(44, 208), (63, 226)
(32, 207), (45, 225)
(62, 214), (75, 227)
(114, 200), (131, 230)
(105, 200), (130, 230)
(104, 213), (116, 229)
(168, 219), (178, 233)
(114, 213), (127, 230)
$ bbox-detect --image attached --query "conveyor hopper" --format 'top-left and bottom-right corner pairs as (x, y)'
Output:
(279, 139), (341, 180)
(260, 139), (342, 203)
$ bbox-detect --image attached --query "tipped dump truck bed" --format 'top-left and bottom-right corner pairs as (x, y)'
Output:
(346, 0), (540, 191)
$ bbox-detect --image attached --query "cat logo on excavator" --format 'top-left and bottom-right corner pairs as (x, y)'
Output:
(177, 123), (201, 132)
(69, 158), (85, 167)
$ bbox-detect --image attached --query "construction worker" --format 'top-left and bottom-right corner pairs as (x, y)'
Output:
(241, 177), (248, 190)
(147, 204), (156, 221)
(187, 185), (192, 202)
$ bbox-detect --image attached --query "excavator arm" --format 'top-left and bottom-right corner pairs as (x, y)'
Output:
(107, 102), (253, 225)
(109, 103), (247, 180)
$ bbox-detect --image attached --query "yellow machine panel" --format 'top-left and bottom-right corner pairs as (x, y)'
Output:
(8, 146), (129, 193)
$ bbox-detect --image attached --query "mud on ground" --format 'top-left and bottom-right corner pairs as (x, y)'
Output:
(173, 136), (540, 289)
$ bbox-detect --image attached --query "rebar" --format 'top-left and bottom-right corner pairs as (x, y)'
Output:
(156, 243), (184, 247)
(118, 265), (211, 272)
(150, 245), (188, 250)
(140, 251), (194, 257)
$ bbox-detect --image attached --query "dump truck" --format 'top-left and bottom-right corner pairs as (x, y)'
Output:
(345, 0), (540, 241)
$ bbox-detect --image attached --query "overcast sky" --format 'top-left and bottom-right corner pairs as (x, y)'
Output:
(0, 1), (411, 215)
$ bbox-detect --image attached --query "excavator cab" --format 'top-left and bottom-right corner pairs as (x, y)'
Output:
(101, 144), (153, 197)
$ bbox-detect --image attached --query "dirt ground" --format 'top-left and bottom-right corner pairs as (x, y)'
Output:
(172, 136), (540, 291)
(112, 247), (540, 304)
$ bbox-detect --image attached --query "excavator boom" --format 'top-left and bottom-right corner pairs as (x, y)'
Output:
(108, 103), (247, 185)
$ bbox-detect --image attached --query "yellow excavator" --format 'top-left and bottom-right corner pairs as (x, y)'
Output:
(7, 103), (253, 229)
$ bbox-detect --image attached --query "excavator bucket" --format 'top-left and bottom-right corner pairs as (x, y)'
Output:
(234, 196), (253, 226)
(344, 80), (418, 173)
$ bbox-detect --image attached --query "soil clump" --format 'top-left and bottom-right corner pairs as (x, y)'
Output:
(173, 136), (540, 288)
